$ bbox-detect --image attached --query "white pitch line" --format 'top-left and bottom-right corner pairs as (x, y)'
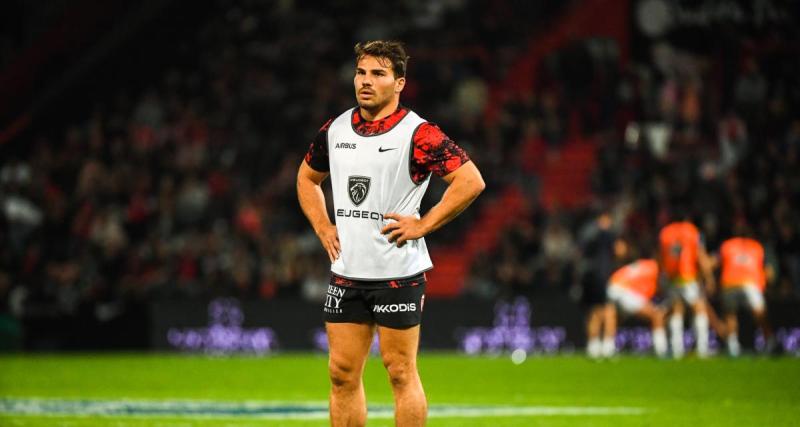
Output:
(0, 398), (647, 420)
(427, 406), (647, 417)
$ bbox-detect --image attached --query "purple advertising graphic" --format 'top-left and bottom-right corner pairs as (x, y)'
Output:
(459, 298), (567, 355)
(167, 298), (277, 354)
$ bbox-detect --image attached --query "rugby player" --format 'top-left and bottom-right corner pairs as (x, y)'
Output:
(297, 40), (484, 427)
(717, 228), (776, 356)
(658, 216), (718, 358)
(579, 211), (619, 359)
(606, 258), (668, 357)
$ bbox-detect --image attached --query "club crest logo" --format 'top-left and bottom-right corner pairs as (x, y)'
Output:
(348, 176), (371, 206)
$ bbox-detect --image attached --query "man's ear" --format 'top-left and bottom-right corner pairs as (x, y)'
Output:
(395, 77), (406, 94)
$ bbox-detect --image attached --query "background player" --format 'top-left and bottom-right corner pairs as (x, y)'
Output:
(717, 226), (776, 356)
(604, 239), (668, 358)
(658, 215), (718, 358)
(578, 210), (619, 358)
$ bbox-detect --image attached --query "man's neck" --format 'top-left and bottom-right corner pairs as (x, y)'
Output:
(359, 100), (400, 121)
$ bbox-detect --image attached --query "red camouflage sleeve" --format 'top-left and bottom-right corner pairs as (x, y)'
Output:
(304, 118), (333, 172)
(410, 122), (470, 184)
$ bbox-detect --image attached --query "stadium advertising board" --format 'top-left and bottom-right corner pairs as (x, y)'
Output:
(149, 296), (800, 355)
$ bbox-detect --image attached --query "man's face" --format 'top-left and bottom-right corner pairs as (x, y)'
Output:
(354, 55), (405, 112)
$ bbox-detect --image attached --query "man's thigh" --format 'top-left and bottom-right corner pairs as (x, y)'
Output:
(326, 322), (375, 370)
(670, 280), (701, 305)
(742, 284), (766, 312)
(378, 325), (421, 362)
(608, 285), (646, 315)
(721, 288), (746, 314)
(634, 302), (661, 324)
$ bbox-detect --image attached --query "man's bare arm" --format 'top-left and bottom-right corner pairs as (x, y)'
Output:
(297, 161), (340, 262)
(382, 161), (485, 247)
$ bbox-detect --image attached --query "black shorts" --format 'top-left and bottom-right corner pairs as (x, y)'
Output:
(323, 280), (426, 329)
(581, 273), (608, 308)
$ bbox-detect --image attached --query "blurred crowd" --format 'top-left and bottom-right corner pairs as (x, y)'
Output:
(0, 0), (798, 327)
(469, 22), (800, 301)
(0, 0), (561, 318)
(0, 1), (67, 69)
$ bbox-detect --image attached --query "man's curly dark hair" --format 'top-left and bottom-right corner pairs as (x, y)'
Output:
(354, 40), (409, 78)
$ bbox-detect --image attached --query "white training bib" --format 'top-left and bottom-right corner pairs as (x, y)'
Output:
(326, 108), (433, 280)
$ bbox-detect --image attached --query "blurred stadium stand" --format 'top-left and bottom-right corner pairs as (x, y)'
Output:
(0, 0), (798, 351)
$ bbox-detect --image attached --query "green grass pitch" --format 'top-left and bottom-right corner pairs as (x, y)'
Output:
(1, 352), (798, 426)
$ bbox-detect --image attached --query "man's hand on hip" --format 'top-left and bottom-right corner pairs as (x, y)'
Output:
(381, 213), (428, 247)
(317, 224), (341, 262)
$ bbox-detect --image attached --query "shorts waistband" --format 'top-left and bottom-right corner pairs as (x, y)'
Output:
(331, 272), (427, 290)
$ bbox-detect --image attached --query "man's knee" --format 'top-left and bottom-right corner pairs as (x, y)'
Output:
(693, 298), (709, 313)
(651, 307), (666, 328)
(383, 356), (417, 389)
(329, 358), (362, 391)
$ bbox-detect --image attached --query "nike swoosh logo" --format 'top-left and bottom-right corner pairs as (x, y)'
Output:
(378, 147), (398, 152)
